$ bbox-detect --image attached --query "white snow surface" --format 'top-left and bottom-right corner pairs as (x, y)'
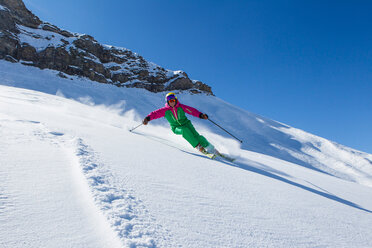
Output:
(1, 60), (372, 247)
(0, 4), (8, 11)
(17, 25), (77, 52)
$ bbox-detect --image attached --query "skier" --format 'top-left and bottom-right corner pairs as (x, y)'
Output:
(142, 92), (216, 156)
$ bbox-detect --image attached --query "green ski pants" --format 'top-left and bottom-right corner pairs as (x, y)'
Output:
(173, 122), (209, 148)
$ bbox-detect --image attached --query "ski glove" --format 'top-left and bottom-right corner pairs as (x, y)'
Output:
(143, 116), (150, 125)
(199, 113), (208, 119)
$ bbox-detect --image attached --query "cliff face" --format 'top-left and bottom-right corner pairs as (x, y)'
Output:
(0, 0), (213, 94)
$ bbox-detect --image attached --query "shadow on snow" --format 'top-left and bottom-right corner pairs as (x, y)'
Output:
(132, 130), (372, 214)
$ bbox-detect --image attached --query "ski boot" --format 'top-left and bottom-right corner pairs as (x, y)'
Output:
(196, 144), (216, 159)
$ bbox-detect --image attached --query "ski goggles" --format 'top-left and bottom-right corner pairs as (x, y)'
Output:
(168, 98), (176, 103)
(166, 95), (176, 102)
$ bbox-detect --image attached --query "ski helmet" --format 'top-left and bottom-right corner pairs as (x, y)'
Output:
(165, 92), (177, 102)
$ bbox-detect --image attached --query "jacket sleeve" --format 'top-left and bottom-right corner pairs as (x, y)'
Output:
(147, 107), (167, 121)
(180, 104), (202, 118)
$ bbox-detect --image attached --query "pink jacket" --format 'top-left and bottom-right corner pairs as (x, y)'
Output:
(147, 101), (202, 121)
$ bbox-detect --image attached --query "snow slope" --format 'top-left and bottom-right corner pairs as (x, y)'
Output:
(1, 60), (372, 187)
(1, 60), (372, 247)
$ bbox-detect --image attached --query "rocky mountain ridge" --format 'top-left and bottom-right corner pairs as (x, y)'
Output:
(0, 0), (213, 94)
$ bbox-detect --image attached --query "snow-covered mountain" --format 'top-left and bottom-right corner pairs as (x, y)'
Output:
(0, 0), (212, 94)
(1, 0), (372, 247)
(1, 60), (372, 248)
(1, 0), (370, 188)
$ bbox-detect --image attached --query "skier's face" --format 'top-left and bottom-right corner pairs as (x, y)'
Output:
(168, 99), (176, 107)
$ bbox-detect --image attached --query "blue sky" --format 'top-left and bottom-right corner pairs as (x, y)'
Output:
(23, 0), (372, 153)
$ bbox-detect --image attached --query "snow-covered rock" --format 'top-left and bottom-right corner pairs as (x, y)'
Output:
(0, 0), (212, 94)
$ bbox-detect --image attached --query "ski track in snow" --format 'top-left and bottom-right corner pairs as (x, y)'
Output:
(2, 116), (169, 247)
(71, 137), (171, 247)
(1, 117), (123, 248)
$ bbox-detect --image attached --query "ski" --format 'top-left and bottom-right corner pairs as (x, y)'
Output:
(200, 150), (216, 159)
(205, 153), (217, 159)
(215, 152), (236, 162)
(200, 149), (235, 162)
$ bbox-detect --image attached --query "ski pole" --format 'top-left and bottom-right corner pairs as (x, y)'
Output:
(129, 123), (143, 132)
(208, 119), (243, 143)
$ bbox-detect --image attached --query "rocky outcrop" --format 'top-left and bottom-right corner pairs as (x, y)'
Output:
(0, 0), (41, 29)
(0, 0), (213, 95)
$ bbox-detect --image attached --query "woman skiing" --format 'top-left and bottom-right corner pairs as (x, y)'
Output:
(143, 92), (215, 155)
